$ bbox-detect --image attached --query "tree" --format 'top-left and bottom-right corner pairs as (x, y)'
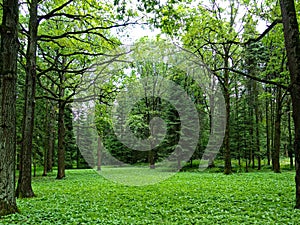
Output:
(0, 0), (19, 216)
(279, 0), (300, 209)
(16, 0), (38, 198)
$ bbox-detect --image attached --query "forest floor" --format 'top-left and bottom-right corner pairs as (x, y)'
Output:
(1, 167), (300, 224)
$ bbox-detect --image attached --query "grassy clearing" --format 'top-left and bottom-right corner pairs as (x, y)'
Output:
(1, 169), (300, 224)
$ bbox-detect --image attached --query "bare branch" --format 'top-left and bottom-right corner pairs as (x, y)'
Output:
(38, 22), (137, 41)
(213, 67), (288, 90)
(245, 19), (282, 45)
(38, 0), (73, 22)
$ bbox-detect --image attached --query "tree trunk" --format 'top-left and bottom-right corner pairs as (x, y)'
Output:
(273, 88), (282, 173)
(0, 0), (19, 216)
(279, 0), (300, 208)
(149, 150), (155, 169)
(57, 100), (66, 179)
(47, 99), (55, 172)
(97, 136), (102, 171)
(287, 102), (293, 168)
(270, 94), (275, 170)
(266, 91), (271, 165)
(223, 52), (231, 175)
(42, 100), (49, 176)
(253, 82), (261, 170)
(16, 0), (38, 198)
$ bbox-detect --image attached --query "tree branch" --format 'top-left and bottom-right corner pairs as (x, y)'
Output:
(213, 67), (288, 89)
(38, 22), (136, 41)
(245, 19), (282, 45)
(38, 0), (73, 22)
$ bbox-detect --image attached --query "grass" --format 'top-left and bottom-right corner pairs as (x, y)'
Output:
(1, 169), (300, 224)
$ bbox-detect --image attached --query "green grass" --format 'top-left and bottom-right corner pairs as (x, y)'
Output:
(1, 169), (300, 224)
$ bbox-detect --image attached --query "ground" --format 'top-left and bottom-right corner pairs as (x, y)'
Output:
(1, 168), (300, 224)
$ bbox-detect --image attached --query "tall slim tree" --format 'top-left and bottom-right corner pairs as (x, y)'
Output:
(0, 0), (19, 216)
(16, 0), (38, 198)
(279, 0), (300, 209)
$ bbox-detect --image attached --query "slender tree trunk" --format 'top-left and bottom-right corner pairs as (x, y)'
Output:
(266, 91), (271, 165)
(255, 111), (261, 170)
(57, 100), (66, 179)
(47, 99), (55, 172)
(76, 124), (80, 169)
(43, 100), (49, 176)
(273, 88), (282, 173)
(280, 0), (300, 209)
(253, 82), (261, 170)
(249, 106), (255, 169)
(33, 149), (36, 177)
(97, 136), (102, 171)
(287, 102), (293, 168)
(149, 150), (155, 169)
(0, 0), (19, 216)
(208, 75), (216, 168)
(223, 52), (231, 175)
(16, 0), (38, 198)
(271, 94), (275, 170)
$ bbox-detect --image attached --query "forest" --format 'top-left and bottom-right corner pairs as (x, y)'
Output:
(1, 0), (300, 224)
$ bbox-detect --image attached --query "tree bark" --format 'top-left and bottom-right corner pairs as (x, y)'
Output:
(223, 51), (232, 175)
(279, 0), (300, 209)
(287, 102), (293, 168)
(97, 136), (102, 171)
(273, 88), (282, 173)
(57, 100), (66, 179)
(42, 100), (49, 176)
(47, 98), (55, 172)
(253, 82), (261, 170)
(265, 89), (271, 165)
(16, 0), (38, 198)
(0, 0), (19, 216)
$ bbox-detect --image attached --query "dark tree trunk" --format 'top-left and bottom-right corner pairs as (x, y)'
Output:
(223, 52), (231, 175)
(265, 90), (271, 165)
(47, 99), (55, 172)
(76, 125), (80, 169)
(57, 100), (66, 179)
(287, 102), (293, 168)
(149, 150), (155, 169)
(16, 0), (38, 198)
(273, 88), (282, 173)
(271, 94), (275, 170)
(253, 82), (261, 170)
(249, 104), (254, 169)
(97, 136), (102, 171)
(279, 0), (300, 208)
(0, 0), (19, 216)
(43, 100), (49, 176)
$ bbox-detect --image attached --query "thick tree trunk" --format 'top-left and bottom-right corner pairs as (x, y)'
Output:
(16, 0), (38, 198)
(279, 0), (300, 209)
(0, 0), (19, 216)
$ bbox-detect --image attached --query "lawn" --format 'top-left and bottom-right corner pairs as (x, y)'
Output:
(1, 169), (300, 224)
